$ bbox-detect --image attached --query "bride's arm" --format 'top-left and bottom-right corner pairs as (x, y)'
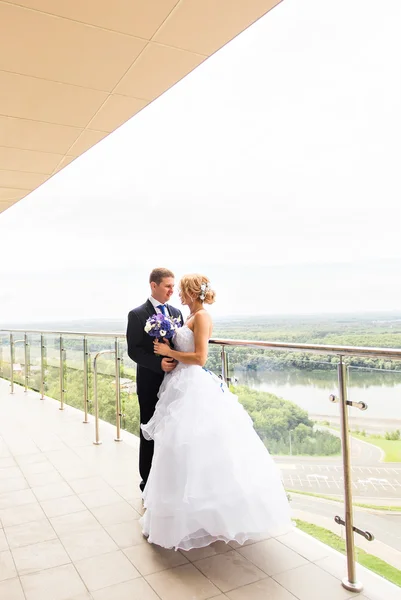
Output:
(153, 312), (211, 366)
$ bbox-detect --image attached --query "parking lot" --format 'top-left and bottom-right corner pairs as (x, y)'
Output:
(279, 462), (401, 498)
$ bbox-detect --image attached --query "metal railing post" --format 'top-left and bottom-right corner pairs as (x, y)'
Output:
(40, 334), (45, 400)
(24, 333), (29, 392)
(9, 333), (14, 394)
(59, 335), (65, 410)
(221, 345), (228, 383)
(338, 356), (363, 593)
(114, 338), (122, 442)
(93, 353), (102, 445)
(83, 337), (89, 423)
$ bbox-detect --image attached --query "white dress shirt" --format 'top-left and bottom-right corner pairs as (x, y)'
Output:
(149, 296), (168, 314)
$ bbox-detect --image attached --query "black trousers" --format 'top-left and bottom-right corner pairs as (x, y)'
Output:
(138, 393), (158, 488)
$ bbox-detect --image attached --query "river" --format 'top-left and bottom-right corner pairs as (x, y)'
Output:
(234, 367), (401, 431)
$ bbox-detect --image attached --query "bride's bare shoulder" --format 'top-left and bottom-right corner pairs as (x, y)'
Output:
(193, 310), (213, 334)
(194, 309), (212, 323)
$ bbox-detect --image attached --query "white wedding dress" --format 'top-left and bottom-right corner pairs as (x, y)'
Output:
(140, 325), (292, 550)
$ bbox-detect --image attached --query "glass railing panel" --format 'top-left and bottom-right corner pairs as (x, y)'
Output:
(119, 338), (140, 436)
(225, 345), (341, 472)
(42, 333), (61, 401)
(223, 345), (346, 552)
(12, 333), (27, 388)
(63, 334), (86, 412)
(87, 336), (119, 429)
(205, 344), (223, 376)
(26, 333), (41, 392)
(347, 363), (401, 504)
(346, 362), (401, 581)
(0, 333), (11, 380)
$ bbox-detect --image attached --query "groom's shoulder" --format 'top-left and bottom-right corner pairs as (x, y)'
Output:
(128, 301), (149, 318)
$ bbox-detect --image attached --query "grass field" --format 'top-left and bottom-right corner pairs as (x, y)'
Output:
(295, 519), (401, 587)
(351, 433), (401, 462)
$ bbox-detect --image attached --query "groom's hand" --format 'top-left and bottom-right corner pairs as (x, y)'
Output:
(161, 358), (177, 373)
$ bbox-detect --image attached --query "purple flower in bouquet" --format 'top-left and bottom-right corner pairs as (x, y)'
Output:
(144, 313), (181, 340)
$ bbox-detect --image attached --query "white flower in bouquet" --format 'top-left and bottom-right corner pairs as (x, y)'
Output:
(144, 313), (182, 339)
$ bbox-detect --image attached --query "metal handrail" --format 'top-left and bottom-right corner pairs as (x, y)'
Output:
(2, 328), (401, 360)
(1, 329), (124, 338)
(209, 337), (401, 360)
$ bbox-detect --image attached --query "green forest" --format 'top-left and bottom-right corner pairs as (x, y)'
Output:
(209, 313), (401, 372)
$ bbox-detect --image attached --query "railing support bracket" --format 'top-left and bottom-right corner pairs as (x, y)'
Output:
(334, 516), (374, 541)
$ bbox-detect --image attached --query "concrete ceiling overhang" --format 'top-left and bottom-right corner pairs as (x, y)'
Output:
(0, 0), (281, 214)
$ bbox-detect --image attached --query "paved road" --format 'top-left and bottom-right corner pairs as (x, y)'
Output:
(274, 431), (401, 499)
(348, 435), (384, 465)
(291, 494), (401, 553)
(277, 461), (401, 499)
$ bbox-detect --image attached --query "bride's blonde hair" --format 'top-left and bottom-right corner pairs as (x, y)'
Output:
(180, 274), (216, 305)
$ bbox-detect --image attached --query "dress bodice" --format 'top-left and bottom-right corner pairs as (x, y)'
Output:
(173, 325), (195, 352)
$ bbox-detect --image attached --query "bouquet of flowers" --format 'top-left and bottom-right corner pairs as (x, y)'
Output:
(144, 313), (181, 340)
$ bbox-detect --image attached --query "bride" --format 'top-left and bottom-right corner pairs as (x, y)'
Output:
(140, 273), (292, 550)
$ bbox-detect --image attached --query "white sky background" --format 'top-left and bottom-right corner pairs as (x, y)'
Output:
(1, 0), (400, 323)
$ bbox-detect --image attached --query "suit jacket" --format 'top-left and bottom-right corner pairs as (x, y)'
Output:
(126, 300), (183, 402)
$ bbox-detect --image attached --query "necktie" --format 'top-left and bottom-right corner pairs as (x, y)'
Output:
(157, 304), (167, 316)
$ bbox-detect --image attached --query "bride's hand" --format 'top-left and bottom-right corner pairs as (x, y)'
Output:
(154, 339), (172, 357)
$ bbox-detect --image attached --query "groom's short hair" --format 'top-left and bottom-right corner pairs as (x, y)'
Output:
(149, 268), (175, 285)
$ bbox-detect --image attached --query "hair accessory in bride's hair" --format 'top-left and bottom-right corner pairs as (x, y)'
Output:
(199, 282), (210, 301)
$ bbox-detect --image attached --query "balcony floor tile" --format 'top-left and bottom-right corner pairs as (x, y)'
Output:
(0, 379), (399, 600)
(20, 563), (87, 600)
(226, 578), (298, 599)
(193, 549), (267, 592)
(0, 577), (25, 600)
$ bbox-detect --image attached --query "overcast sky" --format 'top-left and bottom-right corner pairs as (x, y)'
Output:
(1, 0), (400, 323)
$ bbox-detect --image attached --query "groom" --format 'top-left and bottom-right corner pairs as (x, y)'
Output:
(126, 267), (183, 492)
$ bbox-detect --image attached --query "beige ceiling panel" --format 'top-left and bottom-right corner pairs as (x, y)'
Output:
(154, 0), (281, 55)
(52, 155), (76, 174)
(0, 170), (47, 190)
(67, 130), (108, 157)
(115, 42), (205, 101)
(0, 200), (20, 213)
(0, 187), (30, 201)
(0, 147), (63, 174)
(0, 71), (108, 127)
(10, 0), (180, 39)
(0, 0), (282, 215)
(87, 95), (148, 133)
(0, 116), (82, 155)
(0, 3), (147, 91)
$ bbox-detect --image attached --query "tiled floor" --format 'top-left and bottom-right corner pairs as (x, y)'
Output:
(0, 378), (399, 600)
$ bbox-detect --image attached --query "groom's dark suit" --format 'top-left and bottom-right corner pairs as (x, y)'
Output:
(126, 299), (183, 490)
